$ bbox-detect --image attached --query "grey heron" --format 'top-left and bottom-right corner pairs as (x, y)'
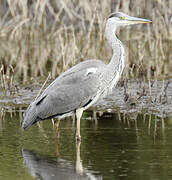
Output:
(21, 12), (151, 141)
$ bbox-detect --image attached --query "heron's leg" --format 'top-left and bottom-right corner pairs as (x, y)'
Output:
(52, 118), (61, 138)
(76, 108), (84, 142)
(54, 134), (59, 157)
(72, 114), (75, 127)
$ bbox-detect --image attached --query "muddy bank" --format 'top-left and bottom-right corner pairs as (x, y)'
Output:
(94, 79), (172, 118)
(0, 79), (172, 117)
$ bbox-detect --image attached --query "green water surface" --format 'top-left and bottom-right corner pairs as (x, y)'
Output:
(0, 110), (172, 180)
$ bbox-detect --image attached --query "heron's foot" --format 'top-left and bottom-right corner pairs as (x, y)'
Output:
(76, 134), (81, 142)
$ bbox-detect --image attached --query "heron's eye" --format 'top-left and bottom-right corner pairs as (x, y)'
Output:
(120, 16), (125, 20)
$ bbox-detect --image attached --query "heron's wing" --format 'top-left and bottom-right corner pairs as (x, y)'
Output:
(35, 59), (106, 119)
(40, 59), (106, 93)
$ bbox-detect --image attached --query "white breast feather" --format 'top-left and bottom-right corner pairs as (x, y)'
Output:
(109, 44), (125, 93)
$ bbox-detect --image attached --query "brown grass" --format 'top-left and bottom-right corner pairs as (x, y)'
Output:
(0, 0), (171, 83)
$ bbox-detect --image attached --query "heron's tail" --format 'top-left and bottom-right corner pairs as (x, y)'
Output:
(21, 102), (40, 130)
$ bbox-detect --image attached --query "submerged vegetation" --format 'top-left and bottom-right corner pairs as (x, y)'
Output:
(0, 0), (171, 83)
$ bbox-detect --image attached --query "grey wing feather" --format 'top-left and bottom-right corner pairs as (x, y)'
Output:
(35, 59), (106, 119)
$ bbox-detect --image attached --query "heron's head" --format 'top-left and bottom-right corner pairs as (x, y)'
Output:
(107, 12), (152, 26)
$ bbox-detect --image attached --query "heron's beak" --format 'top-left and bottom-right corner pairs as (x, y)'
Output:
(126, 16), (152, 24)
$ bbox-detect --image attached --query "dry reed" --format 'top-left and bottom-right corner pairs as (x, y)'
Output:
(0, 0), (171, 83)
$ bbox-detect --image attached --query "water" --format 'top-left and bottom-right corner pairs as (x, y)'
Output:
(0, 110), (172, 180)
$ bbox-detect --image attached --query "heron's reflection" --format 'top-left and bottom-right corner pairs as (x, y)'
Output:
(22, 143), (102, 180)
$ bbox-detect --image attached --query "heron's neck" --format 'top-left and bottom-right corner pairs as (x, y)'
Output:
(105, 22), (125, 76)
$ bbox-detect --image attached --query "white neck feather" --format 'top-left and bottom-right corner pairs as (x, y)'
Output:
(104, 20), (125, 88)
